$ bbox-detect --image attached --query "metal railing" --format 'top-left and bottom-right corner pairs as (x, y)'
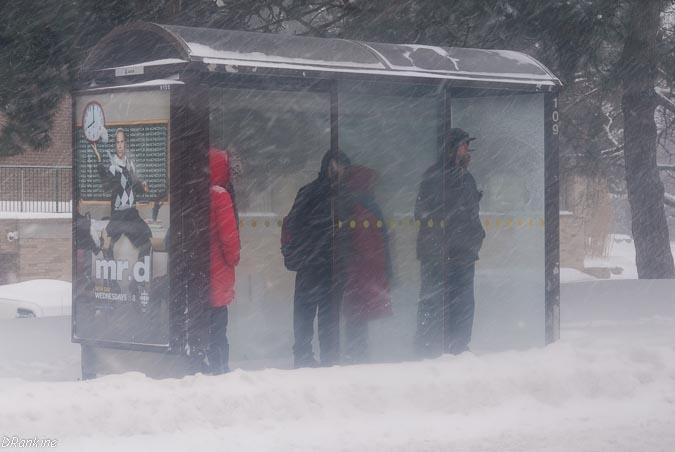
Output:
(0, 166), (72, 213)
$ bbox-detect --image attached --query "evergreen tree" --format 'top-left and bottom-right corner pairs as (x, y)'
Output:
(0, 0), (283, 156)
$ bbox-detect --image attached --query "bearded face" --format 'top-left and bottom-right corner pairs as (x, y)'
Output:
(455, 142), (471, 169)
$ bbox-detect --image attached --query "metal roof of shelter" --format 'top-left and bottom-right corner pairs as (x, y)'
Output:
(82, 22), (561, 89)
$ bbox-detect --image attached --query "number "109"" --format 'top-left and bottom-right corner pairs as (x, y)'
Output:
(552, 97), (559, 135)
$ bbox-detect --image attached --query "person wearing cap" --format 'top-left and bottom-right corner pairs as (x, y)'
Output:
(414, 128), (486, 356)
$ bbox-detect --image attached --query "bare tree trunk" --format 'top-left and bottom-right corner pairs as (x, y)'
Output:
(620, 0), (675, 278)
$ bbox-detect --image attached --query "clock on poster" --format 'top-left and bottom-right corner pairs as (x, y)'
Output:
(82, 101), (106, 142)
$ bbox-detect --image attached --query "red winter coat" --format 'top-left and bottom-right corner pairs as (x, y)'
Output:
(342, 166), (393, 321)
(210, 148), (240, 307)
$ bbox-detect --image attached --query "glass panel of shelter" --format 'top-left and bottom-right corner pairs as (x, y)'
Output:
(333, 83), (547, 362)
(209, 82), (546, 370)
(209, 85), (331, 368)
(451, 92), (546, 350)
(335, 81), (441, 363)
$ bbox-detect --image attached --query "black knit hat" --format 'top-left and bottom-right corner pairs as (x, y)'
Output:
(319, 149), (351, 179)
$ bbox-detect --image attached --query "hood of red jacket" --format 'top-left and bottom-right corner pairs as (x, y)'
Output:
(210, 147), (230, 188)
(347, 165), (377, 196)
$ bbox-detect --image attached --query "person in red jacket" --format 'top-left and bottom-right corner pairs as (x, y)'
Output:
(209, 147), (241, 374)
(341, 165), (393, 363)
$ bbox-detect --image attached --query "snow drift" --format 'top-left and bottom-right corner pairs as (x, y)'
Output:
(0, 280), (674, 451)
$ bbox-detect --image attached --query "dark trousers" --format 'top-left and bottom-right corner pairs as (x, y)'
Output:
(207, 306), (229, 374)
(293, 281), (340, 367)
(415, 260), (476, 356)
(106, 208), (153, 261)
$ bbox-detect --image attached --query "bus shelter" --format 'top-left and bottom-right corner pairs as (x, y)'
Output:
(72, 22), (562, 377)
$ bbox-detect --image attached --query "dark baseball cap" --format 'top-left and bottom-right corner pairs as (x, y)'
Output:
(448, 128), (476, 151)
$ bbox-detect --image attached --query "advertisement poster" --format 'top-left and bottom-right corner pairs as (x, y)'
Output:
(73, 89), (171, 347)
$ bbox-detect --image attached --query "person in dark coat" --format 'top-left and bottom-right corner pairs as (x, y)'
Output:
(208, 148), (241, 374)
(282, 150), (351, 368)
(414, 128), (485, 356)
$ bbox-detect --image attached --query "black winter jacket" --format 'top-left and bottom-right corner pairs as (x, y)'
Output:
(415, 161), (485, 265)
(282, 151), (352, 273)
(282, 151), (354, 306)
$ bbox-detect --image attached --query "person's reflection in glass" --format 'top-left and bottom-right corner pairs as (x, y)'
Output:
(341, 165), (393, 364)
(414, 128), (485, 356)
(75, 198), (101, 280)
(281, 151), (351, 368)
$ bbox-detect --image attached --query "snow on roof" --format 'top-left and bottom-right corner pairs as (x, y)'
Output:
(199, 57), (557, 86)
(83, 23), (562, 87)
(362, 42), (555, 80)
(105, 58), (188, 71)
(187, 42), (385, 70)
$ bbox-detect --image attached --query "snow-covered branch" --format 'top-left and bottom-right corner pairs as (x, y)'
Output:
(665, 192), (675, 209)
(655, 88), (675, 113)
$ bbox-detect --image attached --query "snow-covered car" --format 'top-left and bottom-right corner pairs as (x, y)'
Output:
(0, 280), (71, 319)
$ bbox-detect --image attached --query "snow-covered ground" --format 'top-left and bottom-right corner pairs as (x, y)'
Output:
(562, 234), (675, 283)
(1, 278), (674, 451)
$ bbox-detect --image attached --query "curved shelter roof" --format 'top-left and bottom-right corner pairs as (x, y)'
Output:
(82, 22), (561, 89)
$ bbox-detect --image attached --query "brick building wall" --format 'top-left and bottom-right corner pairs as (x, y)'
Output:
(0, 95), (72, 166)
(0, 218), (71, 283)
(18, 219), (71, 282)
(0, 219), (21, 284)
(0, 96), (73, 284)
